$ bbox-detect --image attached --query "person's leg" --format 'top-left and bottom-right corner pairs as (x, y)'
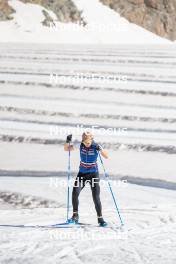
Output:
(72, 172), (86, 215)
(90, 173), (107, 226)
(90, 174), (102, 217)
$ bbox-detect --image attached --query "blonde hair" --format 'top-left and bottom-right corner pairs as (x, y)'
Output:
(82, 131), (93, 142)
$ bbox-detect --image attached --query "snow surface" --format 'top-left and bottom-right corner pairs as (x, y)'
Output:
(0, 177), (176, 264)
(0, 43), (176, 263)
(0, 0), (172, 44)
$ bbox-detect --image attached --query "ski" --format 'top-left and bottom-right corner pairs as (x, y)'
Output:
(0, 222), (94, 229)
(0, 222), (122, 230)
(0, 223), (83, 229)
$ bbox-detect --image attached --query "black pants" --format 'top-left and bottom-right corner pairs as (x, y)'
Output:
(72, 172), (102, 217)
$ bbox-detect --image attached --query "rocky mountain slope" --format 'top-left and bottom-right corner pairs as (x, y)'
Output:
(0, 0), (83, 24)
(0, 0), (15, 20)
(100, 0), (176, 40)
(0, 0), (175, 41)
(19, 0), (83, 23)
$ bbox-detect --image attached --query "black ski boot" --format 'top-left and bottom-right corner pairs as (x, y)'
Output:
(69, 212), (79, 224)
(98, 217), (107, 227)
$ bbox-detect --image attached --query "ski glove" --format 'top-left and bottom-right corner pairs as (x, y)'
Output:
(66, 134), (72, 143)
(96, 144), (103, 151)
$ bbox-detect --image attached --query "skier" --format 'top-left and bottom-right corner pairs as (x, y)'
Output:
(64, 131), (109, 227)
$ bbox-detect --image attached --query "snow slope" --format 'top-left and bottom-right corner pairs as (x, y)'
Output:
(0, 177), (176, 264)
(0, 43), (176, 187)
(0, 30), (175, 264)
(0, 0), (171, 44)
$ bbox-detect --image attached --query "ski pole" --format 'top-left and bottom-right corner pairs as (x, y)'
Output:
(66, 142), (71, 222)
(98, 153), (124, 226)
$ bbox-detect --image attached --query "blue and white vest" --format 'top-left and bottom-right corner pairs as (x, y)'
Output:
(79, 142), (101, 174)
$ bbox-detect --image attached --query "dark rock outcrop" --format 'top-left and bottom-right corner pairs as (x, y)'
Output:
(100, 0), (176, 40)
(0, 0), (15, 21)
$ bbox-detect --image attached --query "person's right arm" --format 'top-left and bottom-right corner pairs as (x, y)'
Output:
(64, 134), (74, 151)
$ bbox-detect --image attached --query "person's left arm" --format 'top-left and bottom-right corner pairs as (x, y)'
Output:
(96, 145), (108, 159)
